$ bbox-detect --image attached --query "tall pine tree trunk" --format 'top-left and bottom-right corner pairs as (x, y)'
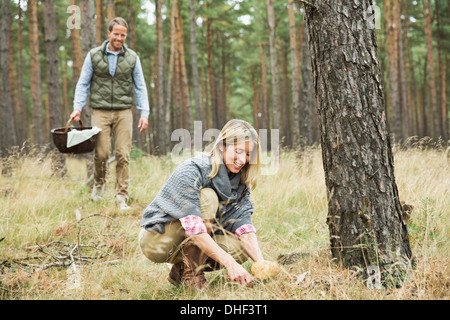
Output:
(422, 0), (440, 139)
(288, 0), (301, 148)
(434, 1), (447, 141)
(175, 2), (193, 134)
(1, 0), (17, 154)
(385, 0), (402, 142)
(304, 0), (412, 285)
(189, 0), (202, 123)
(29, 0), (44, 146)
(80, 0), (96, 127)
(206, 11), (218, 129)
(44, 0), (62, 132)
(17, 0), (27, 144)
(266, 0), (281, 131)
(396, 0), (409, 139)
(96, 0), (103, 46)
(300, 24), (314, 146)
(156, 0), (166, 154)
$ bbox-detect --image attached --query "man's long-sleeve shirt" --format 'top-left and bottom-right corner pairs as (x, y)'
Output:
(73, 42), (149, 118)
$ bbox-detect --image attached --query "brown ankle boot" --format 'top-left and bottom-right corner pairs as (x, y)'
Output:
(167, 262), (185, 286)
(180, 240), (209, 290)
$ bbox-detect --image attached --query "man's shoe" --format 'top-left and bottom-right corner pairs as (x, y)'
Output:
(115, 195), (130, 211)
(91, 184), (105, 202)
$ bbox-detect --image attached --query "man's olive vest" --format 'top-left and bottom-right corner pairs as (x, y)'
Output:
(89, 40), (137, 110)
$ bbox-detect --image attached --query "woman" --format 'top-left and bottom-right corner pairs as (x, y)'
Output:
(139, 119), (265, 289)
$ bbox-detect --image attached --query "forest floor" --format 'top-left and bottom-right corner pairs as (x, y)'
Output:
(0, 143), (448, 301)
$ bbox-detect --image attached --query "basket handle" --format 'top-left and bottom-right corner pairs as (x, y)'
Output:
(64, 119), (84, 134)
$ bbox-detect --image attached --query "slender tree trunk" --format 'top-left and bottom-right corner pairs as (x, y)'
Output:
(201, 58), (210, 129)
(304, 0), (412, 283)
(422, 0), (440, 139)
(16, 0), (27, 144)
(96, 0), (104, 46)
(300, 24), (313, 146)
(43, 0), (62, 132)
(44, 0), (67, 175)
(259, 43), (269, 131)
(288, 0), (301, 148)
(29, 0), (43, 146)
(107, 0), (115, 21)
(421, 58), (429, 136)
(156, 0), (166, 154)
(80, 0), (96, 127)
(1, 0), (17, 154)
(189, 0), (202, 123)
(251, 70), (260, 131)
(164, 0), (177, 154)
(434, 1), (447, 141)
(278, 37), (291, 147)
(259, 43), (270, 150)
(396, 0), (409, 139)
(60, 55), (70, 121)
(221, 37), (227, 127)
(385, 0), (402, 142)
(70, 0), (82, 85)
(266, 0), (281, 131)
(404, 20), (419, 137)
(206, 11), (218, 129)
(175, 2), (193, 134)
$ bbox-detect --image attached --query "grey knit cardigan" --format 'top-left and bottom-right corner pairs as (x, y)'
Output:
(140, 154), (254, 235)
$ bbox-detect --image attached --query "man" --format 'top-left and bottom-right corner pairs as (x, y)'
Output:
(70, 17), (149, 211)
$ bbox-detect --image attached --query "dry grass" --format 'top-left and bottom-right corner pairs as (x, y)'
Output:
(0, 144), (448, 300)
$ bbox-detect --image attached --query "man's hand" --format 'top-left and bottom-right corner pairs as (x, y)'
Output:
(70, 110), (81, 122)
(138, 116), (148, 133)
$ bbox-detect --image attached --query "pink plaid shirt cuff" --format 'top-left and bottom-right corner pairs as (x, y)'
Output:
(235, 224), (257, 237)
(179, 215), (207, 237)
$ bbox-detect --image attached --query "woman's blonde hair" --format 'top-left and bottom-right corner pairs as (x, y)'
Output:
(207, 119), (261, 189)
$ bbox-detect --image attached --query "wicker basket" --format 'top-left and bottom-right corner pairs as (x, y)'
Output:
(51, 119), (98, 154)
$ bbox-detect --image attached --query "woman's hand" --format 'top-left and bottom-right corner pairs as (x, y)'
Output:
(225, 260), (254, 286)
(190, 232), (254, 286)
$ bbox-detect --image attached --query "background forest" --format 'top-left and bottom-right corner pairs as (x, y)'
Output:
(0, 0), (449, 156)
(0, 1), (449, 301)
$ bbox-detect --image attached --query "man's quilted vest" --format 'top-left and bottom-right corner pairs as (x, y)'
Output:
(89, 41), (137, 110)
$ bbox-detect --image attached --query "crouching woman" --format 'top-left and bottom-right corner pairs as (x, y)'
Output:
(139, 119), (265, 289)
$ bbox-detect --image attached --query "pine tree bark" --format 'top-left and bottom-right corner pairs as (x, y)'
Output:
(189, 0), (202, 123)
(259, 43), (269, 131)
(421, 0), (440, 139)
(175, 2), (193, 134)
(43, 0), (63, 132)
(29, 0), (44, 146)
(300, 24), (314, 146)
(155, 0), (166, 154)
(17, 0), (27, 144)
(80, 0), (97, 123)
(70, 0), (82, 86)
(304, 0), (412, 282)
(396, 0), (409, 139)
(259, 43), (270, 150)
(1, 0), (17, 154)
(107, 0), (115, 21)
(96, 0), (104, 46)
(434, 1), (447, 141)
(266, 0), (281, 131)
(288, 0), (301, 148)
(385, 0), (402, 142)
(206, 10), (218, 129)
